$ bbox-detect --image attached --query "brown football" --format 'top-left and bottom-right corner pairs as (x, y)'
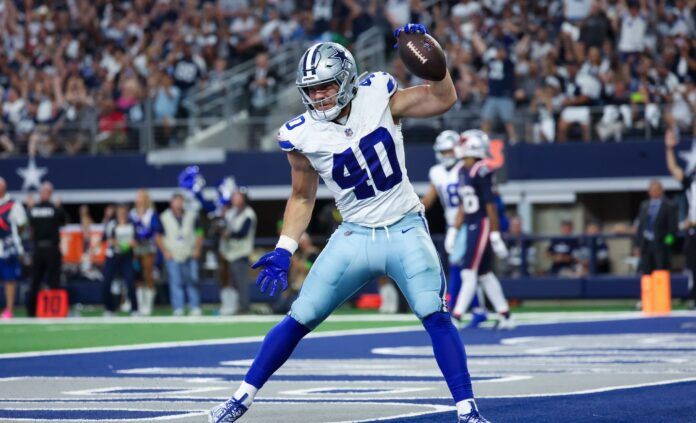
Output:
(397, 32), (447, 81)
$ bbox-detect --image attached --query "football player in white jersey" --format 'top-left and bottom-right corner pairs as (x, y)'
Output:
(209, 24), (490, 423)
(422, 130), (488, 328)
(421, 129), (486, 327)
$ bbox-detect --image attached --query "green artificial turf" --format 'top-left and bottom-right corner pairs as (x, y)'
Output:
(0, 320), (420, 354)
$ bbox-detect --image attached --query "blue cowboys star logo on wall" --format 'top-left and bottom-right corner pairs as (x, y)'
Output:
(16, 156), (48, 191)
(329, 48), (350, 68)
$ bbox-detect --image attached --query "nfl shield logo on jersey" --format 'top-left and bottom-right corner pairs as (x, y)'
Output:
(345, 128), (354, 137)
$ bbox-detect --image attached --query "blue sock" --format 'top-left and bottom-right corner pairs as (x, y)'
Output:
(447, 265), (462, 310)
(244, 316), (311, 389)
(422, 312), (474, 402)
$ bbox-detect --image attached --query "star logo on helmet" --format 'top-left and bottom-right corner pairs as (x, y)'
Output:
(328, 48), (350, 68)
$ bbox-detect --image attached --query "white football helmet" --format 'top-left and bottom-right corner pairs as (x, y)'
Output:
(434, 130), (460, 168)
(296, 42), (359, 121)
(458, 129), (491, 159)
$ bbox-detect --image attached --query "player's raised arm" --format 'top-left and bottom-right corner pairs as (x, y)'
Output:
(665, 127), (684, 182)
(390, 71), (457, 120)
(281, 151), (319, 241)
(389, 24), (457, 120)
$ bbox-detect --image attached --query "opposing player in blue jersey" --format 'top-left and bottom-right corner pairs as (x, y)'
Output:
(209, 24), (490, 423)
(450, 134), (514, 329)
(422, 130), (488, 327)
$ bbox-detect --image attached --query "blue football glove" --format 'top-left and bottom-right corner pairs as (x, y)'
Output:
(393, 23), (428, 48)
(252, 248), (292, 297)
(178, 165), (206, 193)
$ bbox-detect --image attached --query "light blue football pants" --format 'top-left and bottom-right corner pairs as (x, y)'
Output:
(289, 212), (447, 329)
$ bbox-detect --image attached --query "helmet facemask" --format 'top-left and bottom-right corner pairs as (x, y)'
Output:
(297, 69), (356, 121)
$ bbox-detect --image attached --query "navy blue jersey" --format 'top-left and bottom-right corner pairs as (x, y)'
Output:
(458, 161), (494, 224)
(486, 58), (515, 97)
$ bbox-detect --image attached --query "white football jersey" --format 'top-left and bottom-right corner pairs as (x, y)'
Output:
(428, 161), (463, 227)
(277, 72), (422, 227)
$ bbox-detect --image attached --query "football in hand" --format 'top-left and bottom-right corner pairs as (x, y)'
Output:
(397, 32), (447, 81)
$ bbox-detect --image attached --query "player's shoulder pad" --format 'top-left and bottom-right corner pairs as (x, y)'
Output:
(469, 161), (491, 178)
(277, 114), (309, 152)
(359, 71), (398, 98)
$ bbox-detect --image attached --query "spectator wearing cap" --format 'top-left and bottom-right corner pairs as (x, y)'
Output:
(156, 193), (204, 316)
(218, 187), (256, 314)
(473, 34), (518, 143)
(547, 220), (579, 277)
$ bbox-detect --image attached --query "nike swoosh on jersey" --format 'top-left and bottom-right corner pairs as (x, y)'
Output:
(401, 227), (415, 233)
(469, 225), (478, 231)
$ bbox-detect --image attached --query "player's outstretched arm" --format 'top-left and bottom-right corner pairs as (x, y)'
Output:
(252, 152), (319, 297)
(665, 128), (684, 182)
(390, 71), (457, 121)
(281, 151), (319, 242)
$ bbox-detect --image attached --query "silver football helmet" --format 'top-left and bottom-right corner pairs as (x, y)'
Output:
(459, 129), (491, 159)
(296, 42), (359, 121)
(434, 130), (460, 168)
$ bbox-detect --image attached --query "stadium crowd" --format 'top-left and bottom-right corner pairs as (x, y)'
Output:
(1, 0), (694, 156)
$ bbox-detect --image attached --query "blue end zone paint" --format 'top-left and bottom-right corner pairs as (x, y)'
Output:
(1, 317), (694, 379)
(0, 409), (194, 420)
(372, 381), (696, 423)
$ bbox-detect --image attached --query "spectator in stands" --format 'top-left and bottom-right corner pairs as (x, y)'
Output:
(26, 182), (67, 317)
(151, 71), (181, 147)
(0, 177), (28, 319)
(130, 190), (160, 316)
(102, 203), (138, 316)
(547, 219), (579, 277)
(473, 34), (518, 143)
(61, 76), (96, 155)
(635, 180), (678, 275)
(170, 36), (207, 101)
(579, 2), (613, 53)
(504, 216), (536, 278)
(577, 220), (611, 275)
(247, 52), (277, 149)
(615, 0), (647, 65)
(219, 187), (257, 315)
(157, 192), (203, 316)
(557, 61), (602, 142)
